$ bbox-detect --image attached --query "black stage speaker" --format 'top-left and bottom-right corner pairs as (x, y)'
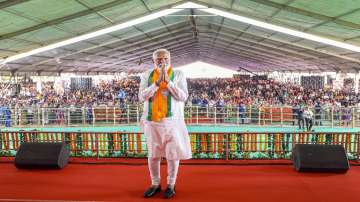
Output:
(292, 144), (349, 173)
(15, 142), (70, 169)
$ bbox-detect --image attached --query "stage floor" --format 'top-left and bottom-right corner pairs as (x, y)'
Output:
(0, 162), (359, 202)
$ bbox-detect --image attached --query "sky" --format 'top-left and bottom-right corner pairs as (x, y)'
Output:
(175, 61), (237, 78)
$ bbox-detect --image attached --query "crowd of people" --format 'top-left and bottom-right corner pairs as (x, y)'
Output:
(188, 77), (360, 108)
(0, 78), (139, 109)
(1, 76), (359, 108)
(0, 75), (359, 128)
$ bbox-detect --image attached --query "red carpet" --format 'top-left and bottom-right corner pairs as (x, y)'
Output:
(0, 162), (359, 202)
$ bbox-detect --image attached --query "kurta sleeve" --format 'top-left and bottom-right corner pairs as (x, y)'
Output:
(138, 71), (159, 102)
(167, 71), (188, 102)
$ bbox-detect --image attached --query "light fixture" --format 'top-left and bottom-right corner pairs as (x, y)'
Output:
(172, 2), (208, 9)
(200, 7), (360, 52)
(1, 7), (184, 65)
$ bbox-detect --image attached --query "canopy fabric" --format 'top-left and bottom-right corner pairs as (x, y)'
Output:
(0, 0), (359, 75)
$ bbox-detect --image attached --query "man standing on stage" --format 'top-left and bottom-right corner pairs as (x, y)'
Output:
(138, 49), (192, 199)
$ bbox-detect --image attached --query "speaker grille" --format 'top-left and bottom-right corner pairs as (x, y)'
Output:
(292, 144), (349, 173)
(15, 142), (70, 169)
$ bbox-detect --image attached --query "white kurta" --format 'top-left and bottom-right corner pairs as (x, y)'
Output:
(138, 68), (192, 160)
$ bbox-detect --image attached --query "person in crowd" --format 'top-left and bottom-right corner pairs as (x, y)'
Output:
(303, 107), (314, 131)
(342, 103), (352, 127)
(296, 103), (304, 130)
(4, 105), (11, 127)
(239, 102), (246, 124)
(118, 89), (126, 111)
(314, 101), (322, 126)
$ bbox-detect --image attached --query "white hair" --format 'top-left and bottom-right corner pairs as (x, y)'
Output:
(152, 49), (171, 60)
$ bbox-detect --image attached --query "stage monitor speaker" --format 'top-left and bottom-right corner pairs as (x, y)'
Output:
(15, 142), (70, 169)
(292, 144), (349, 173)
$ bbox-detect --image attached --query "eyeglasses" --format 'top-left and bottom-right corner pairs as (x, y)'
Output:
(154, 58), (169, 62)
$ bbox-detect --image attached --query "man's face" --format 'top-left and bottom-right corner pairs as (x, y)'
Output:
(154, 52), (170, 68)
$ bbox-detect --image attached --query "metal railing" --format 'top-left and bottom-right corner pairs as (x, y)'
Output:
(0, 105), (360, 128)
(1, 131), (359, 160)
